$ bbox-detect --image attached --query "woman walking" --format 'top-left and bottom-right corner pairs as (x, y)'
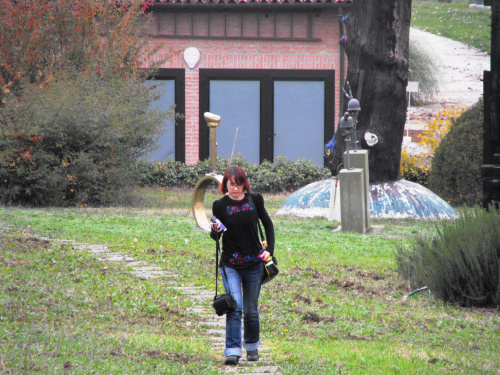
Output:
(210, 165), (275, 366)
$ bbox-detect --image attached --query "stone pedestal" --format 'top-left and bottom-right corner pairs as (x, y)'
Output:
(343, 150), (370, 229)
(339, 168), (367, 234)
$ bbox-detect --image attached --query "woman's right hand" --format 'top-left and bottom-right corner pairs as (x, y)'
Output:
(210, 222), (223, 232)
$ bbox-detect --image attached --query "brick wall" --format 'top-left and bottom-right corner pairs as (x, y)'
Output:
(406, 129), (425, 143)
(152, 9), (344, 164)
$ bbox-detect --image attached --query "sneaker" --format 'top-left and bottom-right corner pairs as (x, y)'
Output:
(224, 355), (240, 366)
(247, 350), (259, 362)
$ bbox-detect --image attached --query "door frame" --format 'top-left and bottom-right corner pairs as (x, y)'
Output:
(153, 68), (186, 162)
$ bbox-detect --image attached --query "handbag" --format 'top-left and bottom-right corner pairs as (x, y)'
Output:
(212, 236), (236, 316)
(247, 193), (279, 284)
(262, 254), (279, 284)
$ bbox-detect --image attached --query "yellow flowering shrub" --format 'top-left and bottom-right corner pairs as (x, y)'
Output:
(400, 147), (430, 186)
(418, 105), (466, 159)
(400, 105), (465, 186)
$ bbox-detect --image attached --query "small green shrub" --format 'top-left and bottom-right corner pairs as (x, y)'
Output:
(428, 99), (483, 206)
(395, 206), (500, 307)
(138, 154), (332, 193)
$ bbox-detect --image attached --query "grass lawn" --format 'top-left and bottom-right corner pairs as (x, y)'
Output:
(412, 0), (491, 53)
(1, 187), (499, 374)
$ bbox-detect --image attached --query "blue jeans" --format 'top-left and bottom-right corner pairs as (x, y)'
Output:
(220, 262), (264, 357)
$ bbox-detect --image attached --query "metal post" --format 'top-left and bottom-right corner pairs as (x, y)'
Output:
(345, 137), (352, 169)
(204, 112), (221, 174)
(352, 114), (359, 152)
(193, 112), (223, 231)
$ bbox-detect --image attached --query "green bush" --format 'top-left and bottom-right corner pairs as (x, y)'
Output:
(394, 206), (500, 307)
(138, 154), (332, 193)
(0, 73), (169, 206)
(428, 99), (483, 206)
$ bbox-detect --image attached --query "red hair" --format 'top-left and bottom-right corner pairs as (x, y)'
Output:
(220, 165), (251, 195)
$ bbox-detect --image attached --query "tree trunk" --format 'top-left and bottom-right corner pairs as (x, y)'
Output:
(329, 0), (412, 182)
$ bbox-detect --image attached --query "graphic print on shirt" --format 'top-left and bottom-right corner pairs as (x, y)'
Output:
(230, 251), (261, 266)
(224, 198), (260, 266)
(226, 201), (253, 215)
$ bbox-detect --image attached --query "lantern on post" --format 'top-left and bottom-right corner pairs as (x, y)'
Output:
(347, 98), (361, 151)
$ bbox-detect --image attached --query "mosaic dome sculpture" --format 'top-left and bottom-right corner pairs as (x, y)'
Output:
(276, 178), (457, 220)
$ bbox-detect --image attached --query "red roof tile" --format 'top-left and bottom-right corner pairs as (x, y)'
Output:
(152, 0), (351, 4)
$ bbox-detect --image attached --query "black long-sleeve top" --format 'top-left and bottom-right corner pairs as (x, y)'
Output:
(211, 192), (275, 269)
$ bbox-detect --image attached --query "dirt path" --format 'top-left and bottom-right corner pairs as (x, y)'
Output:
(406, 28), (490, 133)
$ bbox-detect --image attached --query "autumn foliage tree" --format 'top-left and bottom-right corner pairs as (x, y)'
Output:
(0, 0), (170, 206)
(0, 0), (161, 95)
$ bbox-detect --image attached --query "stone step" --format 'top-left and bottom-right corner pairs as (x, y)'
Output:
(207, 328), (226, 336)
(126, 261), (148, 267)
(199, 321), (225, 328)
(224, 365), (279, 374)
(98, 254), (135, 262)
(131, 270), (174, 280)
(75, 244), (108, 252)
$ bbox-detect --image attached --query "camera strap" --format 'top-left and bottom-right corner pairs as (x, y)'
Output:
(215, 237), (231, 299)
(246, 193), (267, 253)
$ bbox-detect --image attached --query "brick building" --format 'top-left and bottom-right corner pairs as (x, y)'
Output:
(147, 0), (352, 166)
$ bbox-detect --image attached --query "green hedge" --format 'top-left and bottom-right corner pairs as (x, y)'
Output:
(428, 99), (483, 206)
(137, 154), (332, 193)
